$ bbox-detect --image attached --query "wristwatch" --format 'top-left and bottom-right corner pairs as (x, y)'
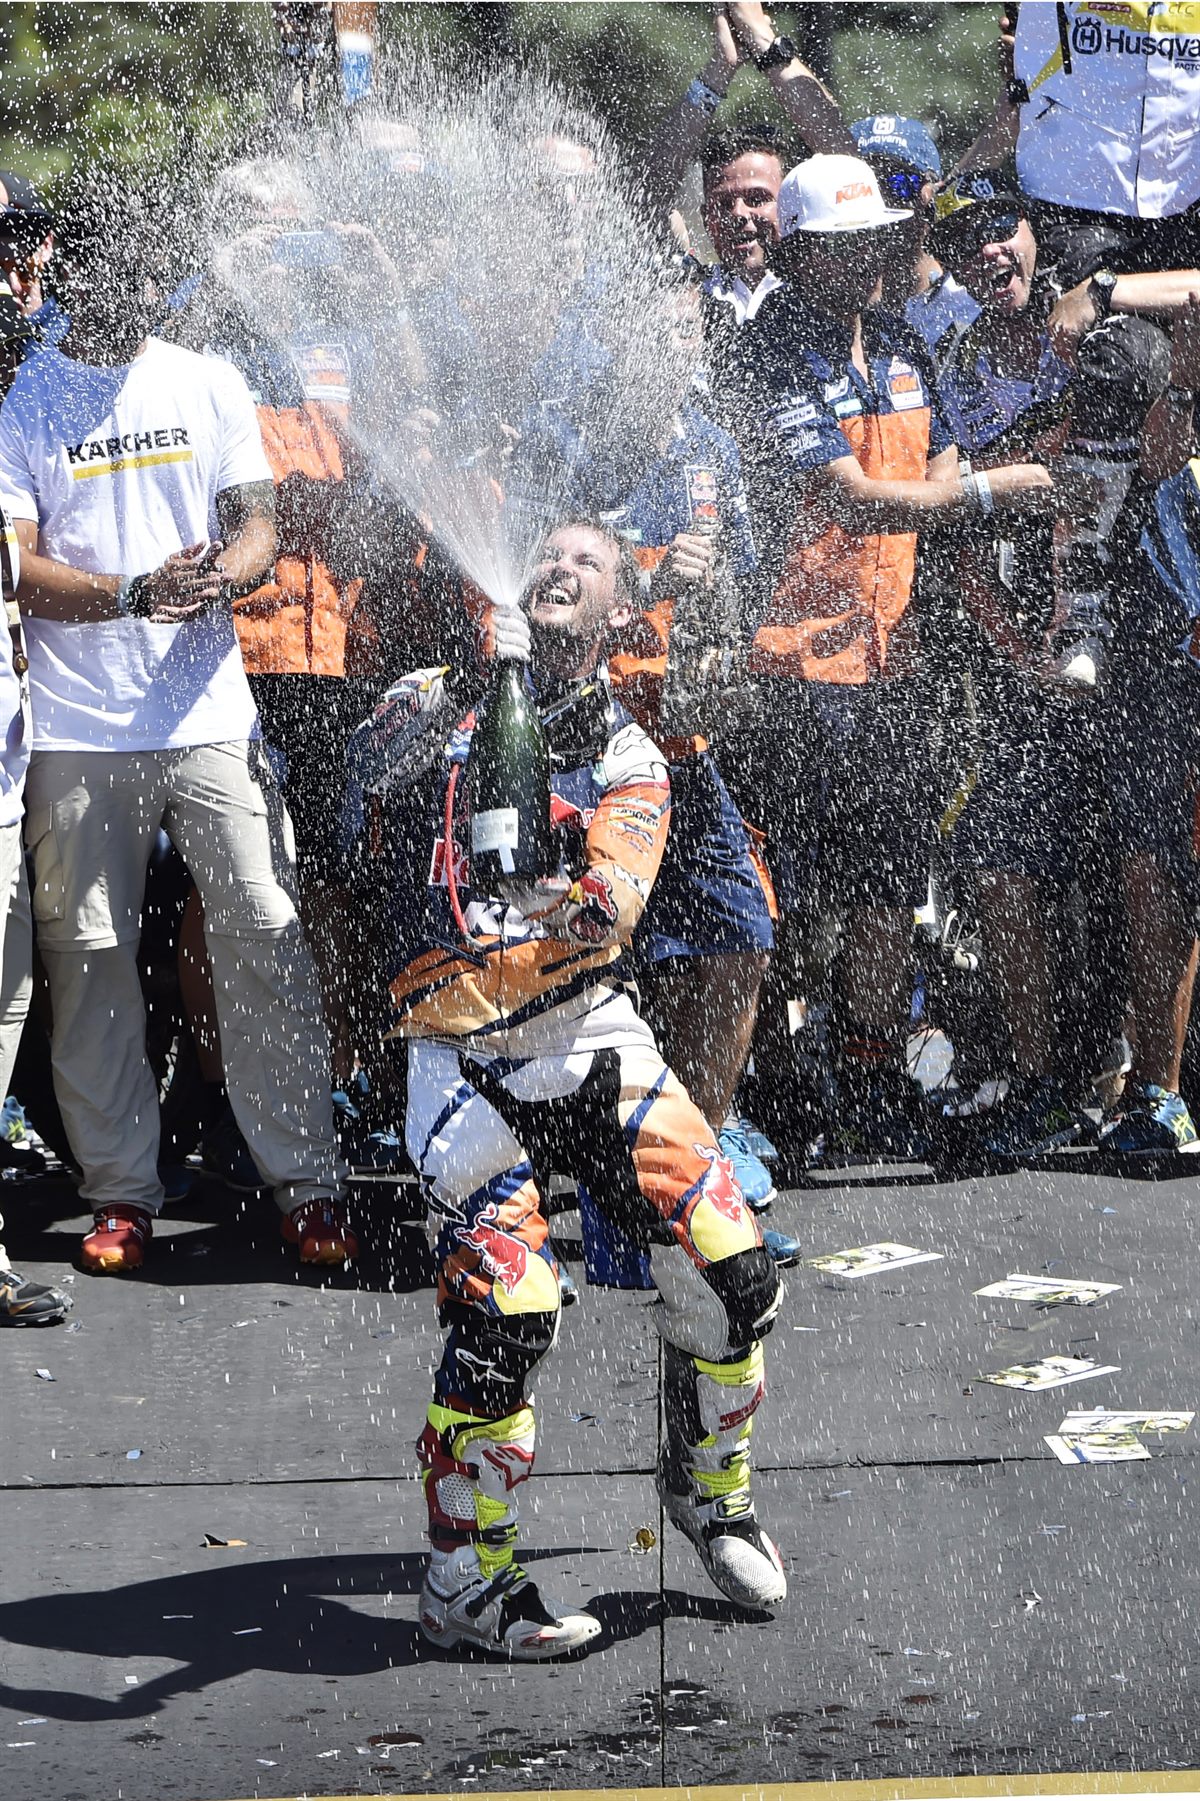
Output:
(115, 574), (154, 618)
(1088, 268), (1118, 321)
(754, 33), (798, 71)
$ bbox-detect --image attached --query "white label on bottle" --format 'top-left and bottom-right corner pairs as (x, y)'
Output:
(471, 807), (520, 853)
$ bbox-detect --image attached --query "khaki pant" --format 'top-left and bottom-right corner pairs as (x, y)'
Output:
(25, 740), (343, 1215)
(0, 816), (32, 1102)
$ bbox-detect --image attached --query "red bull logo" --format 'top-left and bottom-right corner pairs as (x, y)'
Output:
(458, 1201), (530, 1294)
(692, 1143), (747, 1225)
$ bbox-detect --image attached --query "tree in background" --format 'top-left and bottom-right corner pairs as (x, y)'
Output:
(0, 2), (273, 191)
(0, 2), (1003, 200)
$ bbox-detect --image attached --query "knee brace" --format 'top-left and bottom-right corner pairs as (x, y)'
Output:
(648, 1241), (781, 1361)
(417, 1402), (535, 1576)
(435, 1300), (560, 1416)
(661, 1340), (767, 1497)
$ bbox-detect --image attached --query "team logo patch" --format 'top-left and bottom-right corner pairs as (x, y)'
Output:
(886, 356), (925, 411)
(480, 1440), (534, 1491)
(458, 1202), (530, 1295)
(1073, 14), (1104, 52)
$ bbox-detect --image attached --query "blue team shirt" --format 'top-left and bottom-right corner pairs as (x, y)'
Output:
(598, 404), (757, 582)
(935, 327), (1072, 456)
(904, 273), (981, 356)
(1123, 459), (1200, 668)
(750, 293), (953, 474)
(741, 290), (952, 585)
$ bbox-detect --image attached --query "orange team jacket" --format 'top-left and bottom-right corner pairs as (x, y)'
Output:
(746, 300), (952, 685)
(235, 398), (376, 678)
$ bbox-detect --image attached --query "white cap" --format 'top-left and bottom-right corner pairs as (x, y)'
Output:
(777, 153), (912, 237)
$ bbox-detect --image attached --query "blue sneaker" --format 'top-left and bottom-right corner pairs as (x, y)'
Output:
(761, 1226), (802, 1268)
(717, 1122), (776, 1213)
(333, 1087), (363, 1144)
(200, 1108), (268, 1194)
(984, 1076), (1084, 1160)
(1100, 1082), (1200, 1156)
(727, 1114), (778, 1163)
(158, 1164), (195, 1203)
(0, 1096), (47, 1177)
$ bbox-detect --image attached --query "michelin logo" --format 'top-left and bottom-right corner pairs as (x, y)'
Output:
(1072, 12), (1200, 61)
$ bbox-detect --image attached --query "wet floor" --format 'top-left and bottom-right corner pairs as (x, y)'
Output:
(2, 1156), (1197, 1799)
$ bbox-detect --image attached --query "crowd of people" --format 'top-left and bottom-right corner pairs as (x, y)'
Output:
(1, 0), (1199, 1656)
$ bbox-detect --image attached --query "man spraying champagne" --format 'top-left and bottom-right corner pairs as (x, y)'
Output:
(366, 517), (786, 1657)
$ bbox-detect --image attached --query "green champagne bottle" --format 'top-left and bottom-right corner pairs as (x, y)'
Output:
(469, 652), (552, 893)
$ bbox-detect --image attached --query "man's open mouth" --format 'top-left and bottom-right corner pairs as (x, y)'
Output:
(533, 581), (577, 608)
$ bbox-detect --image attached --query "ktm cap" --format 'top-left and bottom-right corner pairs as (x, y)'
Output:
(778, 154), (911, 237)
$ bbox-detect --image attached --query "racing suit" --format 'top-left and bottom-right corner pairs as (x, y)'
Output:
(383, 670), (781, 1600)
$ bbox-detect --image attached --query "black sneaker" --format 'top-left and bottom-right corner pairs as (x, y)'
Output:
(832, 1064), (933, 1164)
(0, 1259), (72, 1325)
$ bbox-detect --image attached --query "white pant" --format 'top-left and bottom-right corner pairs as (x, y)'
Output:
(25, 741), (343, 1214)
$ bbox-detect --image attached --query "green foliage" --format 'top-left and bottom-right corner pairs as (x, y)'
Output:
(384, 3), (1001, 163)
(0, 2), (1003, 198)
(0, 2), (273, 197)
(829, 1), (1001, 161)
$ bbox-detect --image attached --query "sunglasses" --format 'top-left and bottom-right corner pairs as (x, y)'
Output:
(935, 209), (1021, 262)
(879, 168), (927, 207)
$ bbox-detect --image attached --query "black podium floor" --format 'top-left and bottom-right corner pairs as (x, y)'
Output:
(2, 1155), (1197, 1801)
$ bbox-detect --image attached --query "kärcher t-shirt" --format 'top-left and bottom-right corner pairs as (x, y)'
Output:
(0, 338), (270, 752)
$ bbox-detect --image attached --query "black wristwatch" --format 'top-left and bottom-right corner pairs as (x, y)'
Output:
(754, 33), (798, 71)
(1088, 268), (1118, 321)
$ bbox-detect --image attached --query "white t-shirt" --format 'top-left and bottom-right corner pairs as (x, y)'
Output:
(0, 502), (27, 828)
(0, 338), (270, 752)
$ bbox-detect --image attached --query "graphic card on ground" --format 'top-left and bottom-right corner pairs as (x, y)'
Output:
(974, 1273), (1122, 1305)
(806, 1241), (943, 1278)
(980, 1355), (1120, 1391)
(1044, 1429), (1152, 1464)
(1058, 1409), (1194, 1435)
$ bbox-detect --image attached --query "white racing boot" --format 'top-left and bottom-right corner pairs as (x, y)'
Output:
(417, 1402), (600, 1659)
(419, 1544), (600, 1659)
(659, 1341), (786, 1611)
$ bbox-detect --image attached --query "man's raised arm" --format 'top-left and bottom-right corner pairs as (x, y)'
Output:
(724, 2), (854, 157)
(641, 3), (852, 220)
(641, 7), (742, 215)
